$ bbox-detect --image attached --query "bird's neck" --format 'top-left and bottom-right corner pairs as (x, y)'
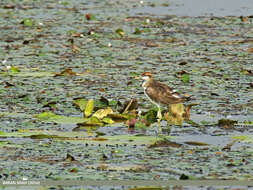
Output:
(142, 78), (152, 89)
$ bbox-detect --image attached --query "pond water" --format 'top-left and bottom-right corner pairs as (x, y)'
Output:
(131, 0), (253, 17)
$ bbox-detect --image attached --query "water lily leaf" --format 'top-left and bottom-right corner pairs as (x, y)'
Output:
(164, 104), (185, 125)
(107, 113), (130, 122)
(184, 103), (199, 120)
(143, 109), (157, 125)
(73, 98), (87, 111)
(10, 66), (20, 73)
(218, 119), (237, 129)
(134, 28), (142, 35)
(36, 112), (86, 124)
(93, 164), (150, 172)
(128, 187), (163, 190)
(26, 134), (64, 139)
(232, 135), (253, 143)
(121, 99), (138, 114)
(0, 141), (9, 146)
(181, 74), (190, 83)
(36, 111), (58, 120)
(149, 140), (182, 148)
(102, 117), (114, 124)
(184, 141), (210, 146)
(54, 68), (77, 77)
(77, 116), (104, 127)
(0, 130), (173, 146)
(93, 107), (113, 119)
(84, 99), (94, 117)
(115, 28), (125, 37)
(0, 131), (7, 135)
(22, 18), (33, 27)
(134, 120), (148, 128)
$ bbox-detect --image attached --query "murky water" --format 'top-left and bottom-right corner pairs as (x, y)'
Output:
(0, 0), (252, 183)
(130, 0), (253, 17)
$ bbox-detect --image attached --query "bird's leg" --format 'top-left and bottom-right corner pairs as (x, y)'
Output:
(157, 106), (162, 135)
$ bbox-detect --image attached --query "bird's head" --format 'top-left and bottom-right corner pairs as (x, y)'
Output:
(141, 72), (153, 81)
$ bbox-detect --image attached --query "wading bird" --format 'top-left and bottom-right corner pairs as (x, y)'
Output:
(141, 72), (191, 130)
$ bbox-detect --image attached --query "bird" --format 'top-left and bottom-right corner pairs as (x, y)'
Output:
(141, 72), (191, 125)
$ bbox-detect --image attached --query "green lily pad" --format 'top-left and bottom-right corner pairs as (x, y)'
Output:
(115, 28), (125, 37)
(23, 18), (34, 27)
(232, 135), (253, 143)
(85, 99), (94, 117)
(36, 112), (86, 124)
(0, 130), (173, 146)
(73, 98), (87, 111)
(181, 74), (190, 83)
(77, 116), (104, 127)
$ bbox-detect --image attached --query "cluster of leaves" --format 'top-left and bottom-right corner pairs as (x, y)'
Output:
(36, 96), (198, 129)
(73, 97), (137, 127)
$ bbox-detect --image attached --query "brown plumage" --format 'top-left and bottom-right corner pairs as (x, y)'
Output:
(141, 72), (190, 105)
(141, 72), (191, 120)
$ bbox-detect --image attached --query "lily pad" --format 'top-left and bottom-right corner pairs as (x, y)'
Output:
(232, 135), (253, 143)
(36, 112), (86, 124)
(85, 99), (94, 117)
(93, 107), (113, 119)
(73, 98), (87, 111)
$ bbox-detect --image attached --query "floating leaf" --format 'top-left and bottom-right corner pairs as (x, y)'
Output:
(107, 113), (130, 122)
(184, 103), (199, 120)
(93, 107), (113, 119)
(73, 98), (87, 111)
(102, 117), (114, 124)
(181, 74), (190, 83)
(65, 153), (76, 162)
(134, 120), (148, 128)
(26, 134), (63, 139)
(54, 68), (77, 77)
(143, 109), (157, 125)
(77, 116), (104, 127)
(23, 18), (33, 27)
(218, 119), (237, 129)
(232, 135), (253, 143)
(164, 103), (185, 125)
(36, 112), (86, 124)
(36, 112), (57, 120)
(184, 141), (210, 146)
(115, 28), (125, 37)
(121, 99), (138, 114)
(84, 99), (94, 117)
(128, 187), (163, 190)
(99, 96), (109, 106)
(10, 66), (20, 73)
(149, 140), (182, 148)
(97, 164), (150, 172)
(109, 100), (118, 107)
(134, 28), (142, 35)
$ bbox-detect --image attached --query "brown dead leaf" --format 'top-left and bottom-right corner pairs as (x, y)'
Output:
(145, 42), (159, 47)
(184, 141), (210, 146)
(222, 140), (237, 151)
(247, 48), (253, 53)
(54, 68), (77, 77)
(121, 99), (138, 114)
(149, 140), (182, 148)
(218, 119), (238, 129)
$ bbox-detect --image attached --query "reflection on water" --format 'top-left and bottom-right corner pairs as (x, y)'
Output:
(130, 0), (253, 17)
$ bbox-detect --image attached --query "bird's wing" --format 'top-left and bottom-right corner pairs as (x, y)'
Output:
(146, 80), (186, 105)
